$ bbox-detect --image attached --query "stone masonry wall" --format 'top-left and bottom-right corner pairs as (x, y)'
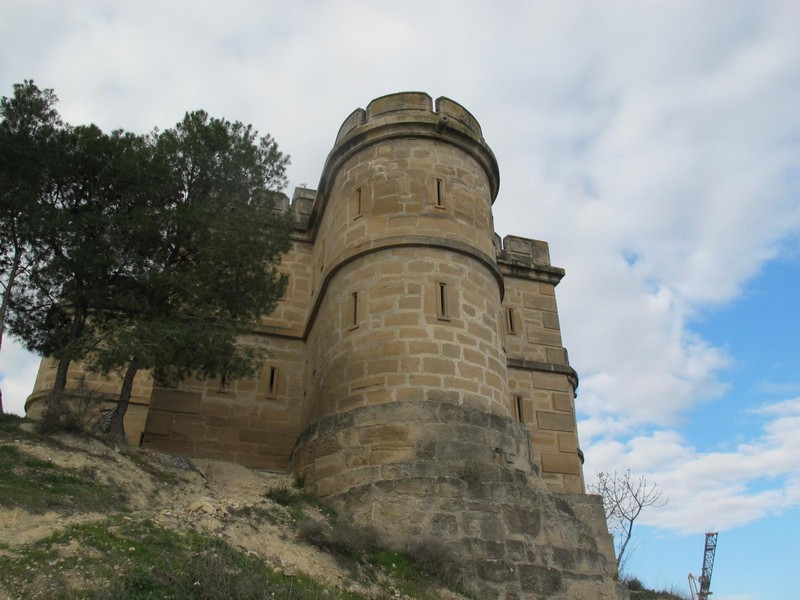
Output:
(292, 400), (619, 600)
(25, 92), (621, 598)
(302, 246), (510, 427)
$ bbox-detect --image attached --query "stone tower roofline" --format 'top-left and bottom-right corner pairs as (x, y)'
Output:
(304, 91), (500, 240)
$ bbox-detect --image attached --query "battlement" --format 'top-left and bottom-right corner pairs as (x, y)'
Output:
(272, 187), (318, 231)
(334, 91), (484, 145)
(315, 92), (500, 227)
(494, 234), (552, 266)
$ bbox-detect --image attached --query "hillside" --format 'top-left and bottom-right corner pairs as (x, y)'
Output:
(0, 414), (468, 600)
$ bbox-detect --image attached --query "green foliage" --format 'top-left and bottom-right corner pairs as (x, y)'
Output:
(0, 412), (25, 432)
(365, 546), (460, 599)
(628, 577), (645, 590)
(267, 485), (300, 506)
(0, 443), (125, 514)
(0, 80), (66, 413)
(0, 80), (292, 437)
(0, 517), (367, 599)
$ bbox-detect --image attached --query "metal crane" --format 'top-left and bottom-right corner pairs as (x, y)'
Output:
(688, 532), (718, 600)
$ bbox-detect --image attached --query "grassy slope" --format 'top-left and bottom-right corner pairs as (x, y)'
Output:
(0, 414), (463, 600)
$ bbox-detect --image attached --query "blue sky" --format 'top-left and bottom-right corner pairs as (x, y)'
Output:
(1, 2), (799, 598)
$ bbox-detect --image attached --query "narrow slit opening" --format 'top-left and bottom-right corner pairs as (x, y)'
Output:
(507, 307), (517, 335)
(437, 282), (449, 320)
(267, 367), (278, 398)
(218, 372), (229, 393)
(350, 291), (359, 328)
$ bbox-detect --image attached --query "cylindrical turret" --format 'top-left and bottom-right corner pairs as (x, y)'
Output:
(292, 93), (532, 501)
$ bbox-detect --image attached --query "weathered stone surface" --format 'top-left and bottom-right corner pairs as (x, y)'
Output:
(520, 565), (563, 595)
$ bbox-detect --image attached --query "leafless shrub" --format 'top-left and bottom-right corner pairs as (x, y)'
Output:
(404, 535), (464, 587)
(299, 518), (381, 557)
(588, 469), (667, 567)
(331, 520), (381, 555)
(36, 377), (104, 435)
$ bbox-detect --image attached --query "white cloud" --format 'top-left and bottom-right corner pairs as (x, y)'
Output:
(584, 397), (800, 535)
(1, 1), (800, 547)
(0, 340), (39, 416)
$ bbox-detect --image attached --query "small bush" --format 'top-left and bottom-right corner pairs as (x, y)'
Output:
(266, 485), (297, 506)
(298, 519), (333, 550)
(35, 386), (102, 435)
(299, 519), (381, 558)
(0, 413), (25, 432)
(404, 535), (464, 587)
(332, 521), (381, 555)
(265, 485), (337, 522)
(627, 577), (645, 590)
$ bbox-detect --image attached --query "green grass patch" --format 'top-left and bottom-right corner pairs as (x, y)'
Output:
(365, 548), (453, 599)
(0, 516), (368, 599)
(0, 443), (127, 514)
(0, 412), (26, 433)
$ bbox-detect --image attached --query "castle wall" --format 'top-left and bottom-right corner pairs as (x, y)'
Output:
(292, 93), (510, 493)
(498, 236), (585, 493)
(139, 334), (306, 469)
(259, 239), (315, 336)
(24, 92), (621, 598)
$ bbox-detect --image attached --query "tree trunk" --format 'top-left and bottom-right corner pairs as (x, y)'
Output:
(107, 358), (140, 444)
(47, 308), (86, 415)
(48, 355), (72, 414)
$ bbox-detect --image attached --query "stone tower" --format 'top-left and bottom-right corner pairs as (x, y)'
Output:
(285, 93), (619, 599)
(26, 92), (621, 598)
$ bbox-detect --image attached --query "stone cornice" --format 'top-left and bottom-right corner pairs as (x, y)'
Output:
(506, 357), (579, 393)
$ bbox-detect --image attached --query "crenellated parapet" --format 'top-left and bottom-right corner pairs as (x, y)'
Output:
(271, 187), (317, 232)
(496, 234), (566, 287)
(307, 92), (500, 237)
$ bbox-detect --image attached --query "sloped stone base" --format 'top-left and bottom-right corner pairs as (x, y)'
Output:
(292, 401), (623, 599)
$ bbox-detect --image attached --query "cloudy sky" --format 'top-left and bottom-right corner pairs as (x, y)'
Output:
(1, 1), (798, 597)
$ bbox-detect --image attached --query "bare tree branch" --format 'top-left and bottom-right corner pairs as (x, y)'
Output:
(588, 469), (667, 567)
